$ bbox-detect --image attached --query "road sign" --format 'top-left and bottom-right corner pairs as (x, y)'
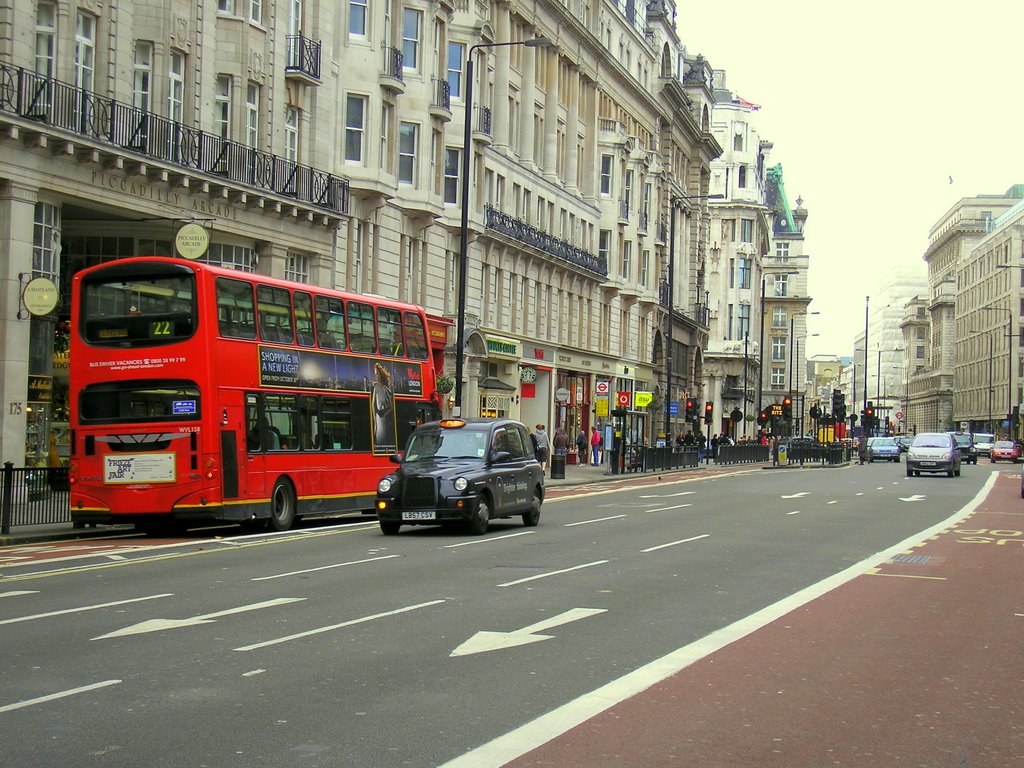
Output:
(616, 391), (631, 407)
(895, 411), (904, 421)
(595, 380), (610, 395)
(669, 401), (679, 415)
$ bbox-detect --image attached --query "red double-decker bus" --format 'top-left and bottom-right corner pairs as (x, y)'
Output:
(69, 257), (440, 532)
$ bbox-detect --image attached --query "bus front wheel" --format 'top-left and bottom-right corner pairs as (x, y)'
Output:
(269, 478), (296, 531)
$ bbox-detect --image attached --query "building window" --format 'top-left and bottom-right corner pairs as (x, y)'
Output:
(168, 50), (184, 122)
(776, 241), (790, 260)
(733, 132), (743, 152)
(379, 103), (390, 171)
(349, 0), (367, 36)
(916, 345), (925, 359)
(285, 252), (310, 283)
(345, 95), (365, 162)
(738, 165), (747, 188)
(206, 244), (256, 272)
(443, 148), (460, 204)
(772, 307), (787, 328)
(133, 42), (153, 113)
(218, 0), (235, 12)
(774, 274), (789, 297)
(35, 2), (57, 79)
(641, 249), (650, 285)
(249, 0), (263, 24)
(622, 240), (632, 280)
(771, 366), (785, 387)
(771, 337), (787, 361)
(214, 75), (231, 139)
(74, 12), (96, 92)
(402, 9), (421, 70)
(398, 122), (417, 184)
(33, 203), (61, 279)
(245, 83), (260, 148)
(447, 42), (464, 99)
(737, 304), (750, 339)
(740, 218), (753, 243)
(598, 229), (611, 264)
(599, 154), (613, 194)
(737, 257), (751, 289)
(284, 106), (299, 163)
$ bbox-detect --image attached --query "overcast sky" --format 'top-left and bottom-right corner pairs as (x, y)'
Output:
(680, 1), (1024, 358)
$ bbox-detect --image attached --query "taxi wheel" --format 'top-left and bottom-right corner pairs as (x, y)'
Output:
(467, 497), (490, 535)
(379, 520), (401, 536)
(268, 478), (296, 532)
(522, 491), (542, 527)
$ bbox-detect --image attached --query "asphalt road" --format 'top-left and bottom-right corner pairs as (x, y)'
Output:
(0, 462), (995, 767)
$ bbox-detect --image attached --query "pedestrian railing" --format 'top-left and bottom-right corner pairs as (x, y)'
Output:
(716, 444), (771, 465)
(0, 462), (70, 534)
(785, 443), (851, 466)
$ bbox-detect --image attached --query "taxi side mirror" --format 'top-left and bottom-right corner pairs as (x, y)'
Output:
(490, 450), (512, 464)
(390, 452), (404, 464)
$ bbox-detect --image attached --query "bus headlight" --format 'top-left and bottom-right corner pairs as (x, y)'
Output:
(378, 477), (394, 494)
(453, 477), (468, 492)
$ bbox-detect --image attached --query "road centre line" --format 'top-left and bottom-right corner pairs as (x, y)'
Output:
(645, 503), (693, 513)
(251, 554), (399, 581)
(638, 491), (696, 499)
(444, 532), (534, 548)
(233, 599), (446, 652)
(564, 515), (627, 527)
(439, 472), (1000, 768)
(641, 534), (710, 553)
(787, 511), (801, 516)
(0, 679), (121, 714)
(497, 561), (608, 588)
(0, 590), (38, 598)
(0, 593), (173, 625)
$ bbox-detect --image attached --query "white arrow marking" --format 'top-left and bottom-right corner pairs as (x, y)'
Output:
(92, 597), (304, 639)
(781, 492), (808, 499)
(0, 593), (173, 626)
(450, 608), (607, 657)
(899, 494), (927, 502)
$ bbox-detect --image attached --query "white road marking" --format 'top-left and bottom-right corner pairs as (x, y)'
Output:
(564, 515), (627, 527)
(497, 561), (608, 588)
(437, 472), (1000, 768)
(251, 554), (399, 581)
(0, 590), (38, 598)
(234, 599), (445, 651)
(786, 511), (801, 516)
(0, 680), (121, 714)
(242, 669), (266, 677)
(638, 491), (696, 499)
(781, 492), (808, 499)
(444, 532), (534, 548)
(93, 597), (305, 639)
(451, 608), (608, 657)
(0, 593), (173, 626)
(645, 503), (693, 513)
(641, 534), (710, 553)
(899, 495), (926, 502)
(827, 500), (838, 505)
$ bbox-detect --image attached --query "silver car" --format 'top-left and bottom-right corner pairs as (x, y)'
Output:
(906, 432), (961, 477)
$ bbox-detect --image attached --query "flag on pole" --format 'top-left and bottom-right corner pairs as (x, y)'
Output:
(732, 96), (761, 111)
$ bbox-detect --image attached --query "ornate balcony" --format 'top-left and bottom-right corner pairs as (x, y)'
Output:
(429, 78), (451, 121)
(285, 35), (321, 82)
(484, 205), (606, 277)
(380, 47), (405, 93)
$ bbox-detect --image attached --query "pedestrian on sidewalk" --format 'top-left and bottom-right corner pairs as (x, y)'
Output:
(534, 424), (550, 470)
(857, 434), (869, 465)
(552, 426), (569, 457)
(576, 429), (588, 463)
(590, 426), (602, 466)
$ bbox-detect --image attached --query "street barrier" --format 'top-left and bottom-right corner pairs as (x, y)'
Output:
(0, 463), (70, 534)
(716, 444), (771, 465)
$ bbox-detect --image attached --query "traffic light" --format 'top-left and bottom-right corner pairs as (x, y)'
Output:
(782, 396), (793, 419)
(809, 405), (820, 420)
(832, 390), (844, 412)
(864, 402), (875, 430)
(685, 399), (696, 421)
(757, 409), (768, 425)
(836, 404), (847, 422)
(704, 401), (713, 424)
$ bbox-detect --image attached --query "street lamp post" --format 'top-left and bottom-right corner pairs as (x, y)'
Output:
(454, 36), (551, 414)
(757, 270), (798, 419)
(788, 311), (817, 436)
(979, 303), (1014, 438)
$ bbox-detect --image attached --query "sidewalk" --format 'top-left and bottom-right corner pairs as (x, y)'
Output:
(0, 456), (764, 547)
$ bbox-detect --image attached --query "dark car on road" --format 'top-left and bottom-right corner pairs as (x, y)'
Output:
(948, 432), (978, 464)
(375, 417), (544, 535)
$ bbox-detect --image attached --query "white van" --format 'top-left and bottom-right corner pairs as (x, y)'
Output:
(972, 433), (996, 457)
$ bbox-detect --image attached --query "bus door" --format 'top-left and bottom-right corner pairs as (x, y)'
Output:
(242, 393), (266, 498)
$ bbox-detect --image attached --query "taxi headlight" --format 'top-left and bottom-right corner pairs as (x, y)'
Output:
(378, 477), (394, 494)
(453, 477), (468, 492)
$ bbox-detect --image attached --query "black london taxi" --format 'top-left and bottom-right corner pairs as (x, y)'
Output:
(375, 417), (544, 535)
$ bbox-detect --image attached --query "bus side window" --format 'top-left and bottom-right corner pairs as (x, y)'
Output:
(300, 396), (320, 450)
(347, 300), (377, 354)
(217, 277), (257, 339)
(264, 394), (299, 451)
(322, 397), (352, 450)
(403, 311), (429, 360)
(378, 306), (404, 357)
(245, 394), (261, 452)
(257, 285), (294, 344)
(294, 292), (315, 347)
(315, 296), (345, 350)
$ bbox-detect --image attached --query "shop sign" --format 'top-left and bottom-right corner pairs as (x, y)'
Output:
(595, 397), (609, 417)
(23, 277), (59, 316)
(28, 375), (52, 403)
(634, 391), (653, 408)
(485, 335), (520, 359)
(616, 391), (631, 407)
(555, 387), (570, 403)
(175, 223), (210, 260)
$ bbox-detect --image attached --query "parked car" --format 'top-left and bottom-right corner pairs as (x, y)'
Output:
(907, 432), (961, 477)
(990, 440), (1021, 463)
(867, 437), (901, 462)
(375, 417), (545, 535)
(972, 433), (996, 457)
(948, 432), (978, 464)
(893, 435), (911, 453)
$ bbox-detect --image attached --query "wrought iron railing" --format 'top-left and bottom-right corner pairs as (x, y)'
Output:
(484, 205), (607, 277)
(432, 78), (451, 111)
(0, 464), (69, 532)
(382, 47), (404, 81)
(0, 63), (348, 213)
(285, 34), (322, 79)
(476, 105), (492, 136)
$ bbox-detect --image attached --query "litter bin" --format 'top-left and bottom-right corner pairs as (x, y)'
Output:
(550, 452), (566, 479)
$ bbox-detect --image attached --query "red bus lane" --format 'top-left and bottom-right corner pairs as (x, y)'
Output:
(504, 473), (1024, 768)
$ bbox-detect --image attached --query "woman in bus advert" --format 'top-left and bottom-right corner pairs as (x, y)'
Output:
(371, 362), (397, 454)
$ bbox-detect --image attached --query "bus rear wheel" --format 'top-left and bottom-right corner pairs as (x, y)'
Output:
(269, 479), (296, 531)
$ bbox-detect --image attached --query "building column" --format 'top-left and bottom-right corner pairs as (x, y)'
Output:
(542, 48), (559, 181)
(519, 42), (537, 169)
(491, 6), (512, 151)
(564, 67), (580, 195)
(0, 182), (37, 464)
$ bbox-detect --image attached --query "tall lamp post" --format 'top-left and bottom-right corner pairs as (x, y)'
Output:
(756, 270), (798, 416)
(794, 332), (819, 436)
(788, 311), (818, 435)
(979, 302), (1014, 438)
(663, 192), (723, 439)
(454, 36), (551, 414)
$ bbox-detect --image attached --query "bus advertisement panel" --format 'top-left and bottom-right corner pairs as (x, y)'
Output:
(69, 257), (440, 532)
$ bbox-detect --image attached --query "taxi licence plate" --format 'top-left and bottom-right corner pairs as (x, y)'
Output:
(402, 510), (436, 521)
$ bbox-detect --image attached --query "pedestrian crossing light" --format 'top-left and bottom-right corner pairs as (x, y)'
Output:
(782, 396), (793, 419)
(704, 401), (713, 424)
